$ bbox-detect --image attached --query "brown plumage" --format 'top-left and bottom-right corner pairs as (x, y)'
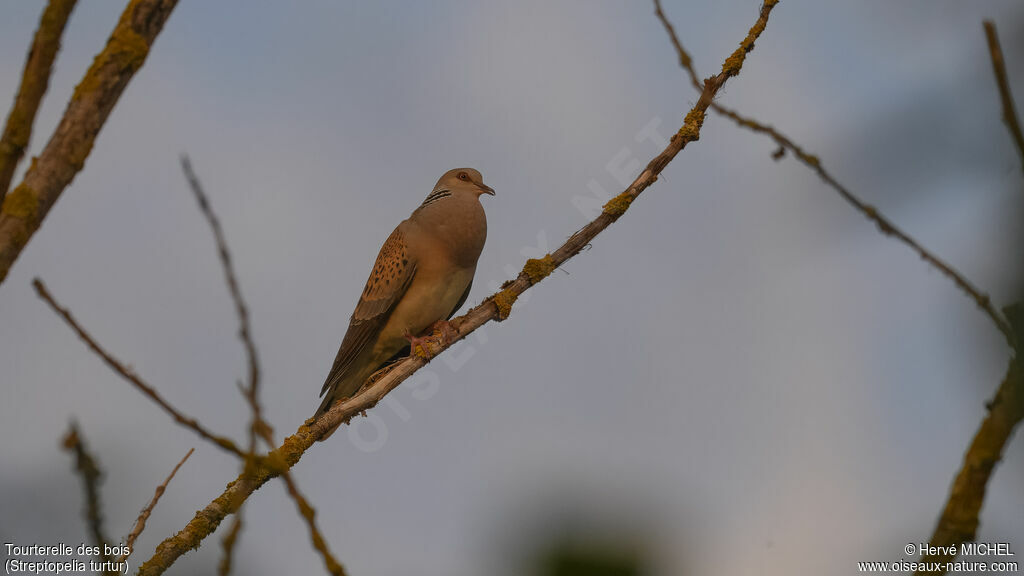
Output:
(316, 168), (494, 436)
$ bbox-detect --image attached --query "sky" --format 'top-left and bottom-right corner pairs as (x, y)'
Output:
(1, 1), (1023, 575)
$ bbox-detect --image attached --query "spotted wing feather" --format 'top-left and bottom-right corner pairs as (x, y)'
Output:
(320, 224), (417, 398)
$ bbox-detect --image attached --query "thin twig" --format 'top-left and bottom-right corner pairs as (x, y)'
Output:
(0, 0), (179, 284)
(119, 448), (194, 563)
(181, 155), (266, 447)
(182, 158), (345, 575)
(34, 278), (247, 459)
(0, 0), (78, 202)
(280, 473), (347, 576)
(217, 511), (244, 576)
(652, 0), (1015, 349)
(62, 423), (116, 575)
(983, 21), (1024, 176)
(135, 2), (780, 573)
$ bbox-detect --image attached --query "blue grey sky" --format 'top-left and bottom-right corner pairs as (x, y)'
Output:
(1, 1), (1023, 574)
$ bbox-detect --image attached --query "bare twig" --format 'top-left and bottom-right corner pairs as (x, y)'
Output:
(652, 0), (1015, 349)
(217, 514), (244, 576)
(135, 3), (780, 574)
(983, 21), (1024, 175)
(181, 156), (266, 446)
(0, 0), (78, 203)
(280, 473), (347, 576)
(0, 0), (179, 284)
(62, 423), (115, 575)
(119, 448), (194, 563)
(183, 158), (345, 575)
(34, 278), (247, 458)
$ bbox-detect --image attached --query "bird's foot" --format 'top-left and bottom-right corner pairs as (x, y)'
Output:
(404, 330), (435, 359)
(404, 321), (459, 360)
(427, 319), (459, 344)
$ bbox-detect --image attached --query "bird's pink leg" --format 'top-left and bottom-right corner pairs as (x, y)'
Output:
(427, 319), (459, 345)
(404, 320), (459, 359)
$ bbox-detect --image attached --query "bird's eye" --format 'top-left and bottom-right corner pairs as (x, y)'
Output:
(458, 172), (468, 180)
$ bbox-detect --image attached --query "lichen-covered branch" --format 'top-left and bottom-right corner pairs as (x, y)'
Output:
(34, 278), (247, 459)
(0, 0), (178, 285)
(983, 21), (1024, 176)
(62, 423), (116, 576)
(134, 2), (779, 574)
(915, 348), (1022, 575)
(120, 448), (194, 563)
(0, 0), (78, 204)
(652, 0), (1015, 349)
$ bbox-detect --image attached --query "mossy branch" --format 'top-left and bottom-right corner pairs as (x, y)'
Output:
(0, 0), (178, 285)
(983, 21), (1024, 177)
(652, 0), (1015, 349)
(133, 2), (779, 574)
(0, 0), (78, 204)
(914, 351), (1022, 574)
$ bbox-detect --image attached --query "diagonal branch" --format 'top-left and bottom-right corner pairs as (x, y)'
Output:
(62, 423), (116, 575)
(134, 2), (780, 574)
(915, 350), (1022, 574)
(0, 0), (78, 203)
(0, 0), (179, 285)
(652, 0), (1015, 349)
(182, 157), (346, 575)
(120, 448), (194, 563)
(983, 21), (1024, 176)
(34, 278), (248, 459)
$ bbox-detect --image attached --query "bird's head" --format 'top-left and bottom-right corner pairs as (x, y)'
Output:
(433, 168), (495, 198)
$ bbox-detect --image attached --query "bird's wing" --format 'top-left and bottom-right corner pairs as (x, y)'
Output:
(320, 223), (417, 397)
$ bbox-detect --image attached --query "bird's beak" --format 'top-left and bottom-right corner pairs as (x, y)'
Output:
(478, 183), (495, 196)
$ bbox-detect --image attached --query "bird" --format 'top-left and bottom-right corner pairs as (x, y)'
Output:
(315, 168), (494, 434)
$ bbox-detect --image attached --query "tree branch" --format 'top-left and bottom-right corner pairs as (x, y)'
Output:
(62, 423), (116, 575)
(0, 0), (78, 204)
(983, 21), (1024, 176)
(181, 156), (264, 445)
(120, 448), (194, 563)
(915, 351), (1022, 574)
(133, 2), (780, 574)
(652, 0), (1015, 349)
(0, 0), (178, 285)
(33, 278), (248, 459)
